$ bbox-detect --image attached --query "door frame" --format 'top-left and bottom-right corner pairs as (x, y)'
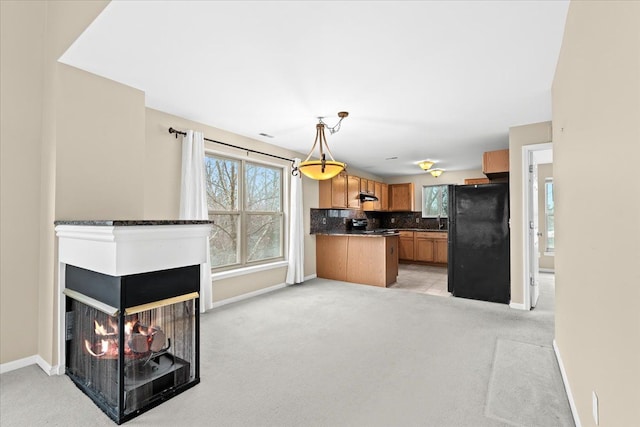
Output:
(521, 143), (553, 310)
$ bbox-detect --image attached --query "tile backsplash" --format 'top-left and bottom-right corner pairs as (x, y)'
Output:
(310, 209), (447, 234)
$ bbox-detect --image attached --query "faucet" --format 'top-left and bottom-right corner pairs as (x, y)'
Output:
(437, 215), (443, 230)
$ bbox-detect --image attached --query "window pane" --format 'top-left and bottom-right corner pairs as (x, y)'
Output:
(422, 185), (448, 217)
(441, 188), (449, 217)
(423, 186), (440, 216)
(245, 163), (282, 212)
(246, 214), (282, 262)
(545, 179), (554, 252)
(205, 156), (239, 211)
(547, 214), (555, 251)
(209, 214), (240, 268)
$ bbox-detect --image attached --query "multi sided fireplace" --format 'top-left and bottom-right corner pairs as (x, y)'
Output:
(55, 221), (212, 424)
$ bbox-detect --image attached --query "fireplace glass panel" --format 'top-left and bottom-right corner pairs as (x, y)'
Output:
(66, 297), (196, 421)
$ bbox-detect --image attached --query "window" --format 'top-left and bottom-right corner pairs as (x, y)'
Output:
(205, 154), (284, 270)
(422, 185), (448, 218)
(545, 178), (554, 252)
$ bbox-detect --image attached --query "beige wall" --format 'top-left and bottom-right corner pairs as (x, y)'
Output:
(0, 0), (47, 364)
(537, 163), (554, 271)
(508, 122), (552, 305)
(552, 1), (640, 426)
(385, 168), (487, 211)
(56, 64), (146, 220)
(1, 0), (110, 366)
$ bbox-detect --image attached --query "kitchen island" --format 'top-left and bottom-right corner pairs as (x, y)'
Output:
(315, 231), (399, 287)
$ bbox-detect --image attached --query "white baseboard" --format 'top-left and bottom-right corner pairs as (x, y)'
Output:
(211, 283), (287, 308)
(210, 274), (318, 309)
(509, 301), (528, 310)
(553, 339), (582, 427)
(0, 355), (57, 376)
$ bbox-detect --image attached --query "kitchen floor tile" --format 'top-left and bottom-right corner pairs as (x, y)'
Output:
(390, 264), (450, 298)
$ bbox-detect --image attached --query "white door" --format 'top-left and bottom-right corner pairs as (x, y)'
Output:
(528, 154), (540, 308)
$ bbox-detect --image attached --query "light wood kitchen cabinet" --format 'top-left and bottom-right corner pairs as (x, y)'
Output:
(415, 232), (435, 262)
(346, 235), (398, 287)
(464, 178), (490, 185)
(434, 238), (448, 264)
(482, 149), (509, 176)
(398, 231), (415, 261)
(347, 175), (361, 209)
(316, 235), (348, 280)
(399, 231), (447, 265)
(319, 173), (361, 209)
(316, 234), (399, 287)
(372, 182), (382, 211)
(380, 183), (389, 211)
(389, 183), (415, 211)
(360, 179), (374, 194)
(362, 180), (389, 212)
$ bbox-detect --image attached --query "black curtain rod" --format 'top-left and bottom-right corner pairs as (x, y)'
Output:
(168, 127), (299, 172)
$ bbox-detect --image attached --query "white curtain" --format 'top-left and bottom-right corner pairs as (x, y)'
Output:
(286, 158), (305, 284)
(179, 130), (213, 312)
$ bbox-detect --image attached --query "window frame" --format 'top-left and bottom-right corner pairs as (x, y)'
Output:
(205, 150), (288, 272)
(421, 184), (449, 218)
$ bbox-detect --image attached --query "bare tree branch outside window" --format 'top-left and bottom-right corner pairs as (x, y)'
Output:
(422, 185), (448, 218)
(205, 155), (283, 269)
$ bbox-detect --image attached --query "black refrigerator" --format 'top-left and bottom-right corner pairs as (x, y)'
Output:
(447, 183), (510, 304)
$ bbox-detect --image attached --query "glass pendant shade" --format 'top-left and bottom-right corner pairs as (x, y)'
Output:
(300, 120), (347, 180)
(298, 159), (346, 180)
(430, 169), (444, 178)
(419, 161), (435, 170)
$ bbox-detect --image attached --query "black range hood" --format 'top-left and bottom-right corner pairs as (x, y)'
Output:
(359, 192), (379, 202)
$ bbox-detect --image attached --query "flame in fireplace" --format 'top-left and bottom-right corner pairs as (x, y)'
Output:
(83, 317), (165, 359)
(84, 318), (140, 359)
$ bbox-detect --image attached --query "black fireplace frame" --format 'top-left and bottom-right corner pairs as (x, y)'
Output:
(64, 264), (201, 424)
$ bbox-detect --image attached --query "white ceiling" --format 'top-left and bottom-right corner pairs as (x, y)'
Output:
(59, 0), (568, 177)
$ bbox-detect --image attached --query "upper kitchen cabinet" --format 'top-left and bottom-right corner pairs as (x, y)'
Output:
(347, 175), (361, 209)
(482, 149), (509, 178)
(464, 177), (490, 185)
(389, 183), (415, 211)
(319, 173), (361, 209)
(380, 183), (389, 211)
(362, 180), (388, 212)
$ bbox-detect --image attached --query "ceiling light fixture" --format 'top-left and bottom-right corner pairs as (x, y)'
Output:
(298, 112), (348, 180)
(429, 169), (444, 178)
(419, 160), (435, 171)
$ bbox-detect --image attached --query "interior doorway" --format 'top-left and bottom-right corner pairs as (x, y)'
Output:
(522, 143), (553, 309)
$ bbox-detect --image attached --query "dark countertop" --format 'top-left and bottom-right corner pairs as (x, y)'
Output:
(314, 230), (400, 237)
(313, 228), (448, 237)
(54, 220), (213, 226)
(393, 228), (448, 232)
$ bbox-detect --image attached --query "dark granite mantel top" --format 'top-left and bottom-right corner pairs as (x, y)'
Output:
(54, 220), (213, 226)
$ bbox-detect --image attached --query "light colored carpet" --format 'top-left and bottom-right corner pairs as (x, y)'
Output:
(0, 274), (573, 426)
(485, 339), (573, 427)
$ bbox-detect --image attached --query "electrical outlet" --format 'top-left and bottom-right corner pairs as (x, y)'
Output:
(416, 218), (420, 223)
(391, 218), (395, 224)
(322, 218), (326, 225)
(592, 391), (599, 425)
(343, 218), (347, 224)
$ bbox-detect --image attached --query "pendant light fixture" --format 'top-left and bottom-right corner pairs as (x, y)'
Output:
(419, 160), (435, 171)
(298, 112), (348, 180)
(418, 160), (444, 178)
